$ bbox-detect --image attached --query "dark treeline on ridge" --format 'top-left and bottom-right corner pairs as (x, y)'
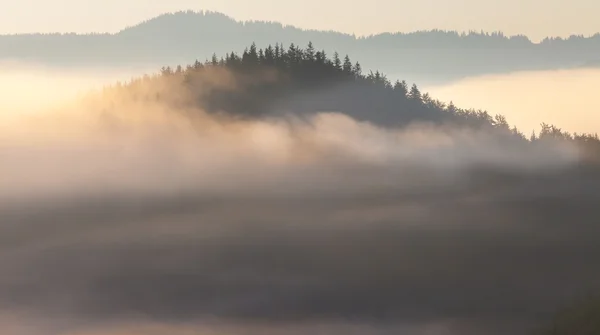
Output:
(3, 10), (600, 84)
(98, 41), (600, 161)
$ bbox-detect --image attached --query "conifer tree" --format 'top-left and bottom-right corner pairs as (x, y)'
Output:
(343, 55), (353, 74)
(333, 52), (342, 70)
(408, 83), (422, 102)
(248, 42), (259, 64)
(264, 44), (275, 65)
(306, 42), (315, 62)
(393, 80), (408, 97)
(274, 43), (281, 60)
(352, 62), (362, 76)
(446, 101), (457, 114)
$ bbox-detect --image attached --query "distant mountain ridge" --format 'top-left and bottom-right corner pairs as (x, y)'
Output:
(2, 10), (600, 84)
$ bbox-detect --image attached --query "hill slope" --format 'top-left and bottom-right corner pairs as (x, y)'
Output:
(94, 41), (600, 155)
(3, 10), (600, 84)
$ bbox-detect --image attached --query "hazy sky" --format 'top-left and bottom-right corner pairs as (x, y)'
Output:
(1, 0), (599, 40)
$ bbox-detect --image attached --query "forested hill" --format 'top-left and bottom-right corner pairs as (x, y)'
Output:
(95, 41), (600, 160)
(3, 10), (600, 84)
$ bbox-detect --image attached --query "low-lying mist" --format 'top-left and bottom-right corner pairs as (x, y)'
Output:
(1, 65), (599, 335)
(425, 67), (600, 135)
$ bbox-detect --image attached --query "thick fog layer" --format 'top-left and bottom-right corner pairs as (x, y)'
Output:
(0, 66), (598, 335)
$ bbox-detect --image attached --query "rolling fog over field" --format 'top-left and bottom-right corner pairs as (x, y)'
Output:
(1, 55), (600, 335)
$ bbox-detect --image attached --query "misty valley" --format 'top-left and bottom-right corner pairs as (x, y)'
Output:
(1, 11), (600, 335)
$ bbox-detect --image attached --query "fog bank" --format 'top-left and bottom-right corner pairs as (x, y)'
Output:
(0, 65), (598, 335)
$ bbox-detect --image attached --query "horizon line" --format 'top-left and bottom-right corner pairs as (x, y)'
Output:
(1, 9), (600, 43)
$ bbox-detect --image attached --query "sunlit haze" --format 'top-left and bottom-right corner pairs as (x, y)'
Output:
(424, 68), (600, 135)
(1, 2), (600, 335)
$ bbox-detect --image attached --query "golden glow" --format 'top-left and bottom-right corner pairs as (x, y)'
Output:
(425, 68), (600, 136)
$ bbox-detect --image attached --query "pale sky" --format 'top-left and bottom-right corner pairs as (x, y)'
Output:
(0, 0), (599, 41)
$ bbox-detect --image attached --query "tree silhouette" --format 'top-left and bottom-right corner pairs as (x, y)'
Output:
(333, 51), (342, 71)
(343, 55), (353, 74)
(394, 80), (408, 98)
(99, 40), (600, 160)
(5, 10), (600, 84)
(408, 83), (422, 102)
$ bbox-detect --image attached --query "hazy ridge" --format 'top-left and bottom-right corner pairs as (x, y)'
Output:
(2, 10), (600, 84)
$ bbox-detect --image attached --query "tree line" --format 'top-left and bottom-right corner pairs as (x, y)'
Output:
(4, 11), (600, 84)
(100, 41), (600, 160)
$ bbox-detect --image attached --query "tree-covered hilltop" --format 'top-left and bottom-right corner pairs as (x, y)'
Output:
(97, 41), (600, 159)
(3, 11), (600, 84)
(76, 43), (600, 335)
(99, 41), (513, 129)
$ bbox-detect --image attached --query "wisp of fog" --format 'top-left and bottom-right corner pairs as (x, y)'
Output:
(0, 65), (599, 335)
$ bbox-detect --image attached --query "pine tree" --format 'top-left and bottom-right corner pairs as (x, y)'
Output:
(343, 55), (353, 74)
(295, 46), (304, 63)
(352, 62), (362, 76)
(288, 43), (297, 65)
(265, 44), (275, 65)
(306, 42), (315, 62)
(447, 101), (457, 114)
(248, 42), (259, 64)
(530, 130), (537, 141)
(494, 114), (509, 129)
(408, 83), (422, 102)
(315, 51), (325, 64)
(333, 52), (342, 70)
(422, 93), (432, 105)
(274, 43), (281, 60)
(393, 80), (408, 97)
(228, 52), (240, 66)
(242, 48), (250, 63)
(160, 66), (173, 76)
(279, 43), (289, 64)
(315, 50), (328, 65)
